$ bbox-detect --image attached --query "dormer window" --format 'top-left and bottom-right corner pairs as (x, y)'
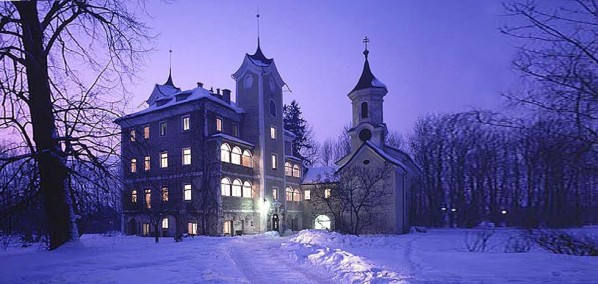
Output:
(361, 102), (369, 119)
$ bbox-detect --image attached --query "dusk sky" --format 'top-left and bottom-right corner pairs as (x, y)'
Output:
(132, 1), (521, 141)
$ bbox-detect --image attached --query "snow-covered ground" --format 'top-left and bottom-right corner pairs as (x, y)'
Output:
(1, 228), (597, 283)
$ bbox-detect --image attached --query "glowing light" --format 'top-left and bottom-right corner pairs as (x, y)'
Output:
(501, 210), (508, 215)
(441, 207), (447, 211)
(450, 208), (457, 212)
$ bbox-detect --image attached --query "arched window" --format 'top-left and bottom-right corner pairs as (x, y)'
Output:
(243, 181), (252, 198)
(293, 189), (301, 202)
(285, 187), (293, 202)
(242, 150), (252, 167)
(220, 143), (231, 163)
(292, 164), (301, 178)
(314, 215), (331, 230)
(285, 162), (292, 176)
(269, 100), (276, 117)
(361, 102), (369, 119)
(221, 177), (231, 196)
(232, 179), (242, 197)
(231, 146), (242, 165)
(145, 189), (151, 209)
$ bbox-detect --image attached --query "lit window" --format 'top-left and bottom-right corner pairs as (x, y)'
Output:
(216, 117), (222, 132)
(144, 126), (149, 139)
(293, 189), (301, 202)
(223, 220), (232, 235)
(293, 164), (301, 178)
(220, 143), (230, 163)
(160, 152), (168, 168)
(144, 156), (150, 171)
(159, 121), (167, 136)
(304, 189), (311, 200)
(162, 218), (169, 229)
(272, 187), (278, 200)
(269, 100), (276, 117)
(324, 188), (331, 199)
(184, 184), (192, 201)
(285, 162), (292, 176)
(131, 190), (137, 203)
(188, 222), (197, 235)
(130, 158), (137, 173)
(182, 115), (190, 131)
(270, 126), (276, 139)
(271, 154), (277, 170)
(286, 187), (293, 202)
(161, 187), (168, 202)
(145, 189), (151, 209)
(232, 179), (242, 197)
(142, 223), (150, 236)
(232, 123), (239, 137)
(242, 150), (252, 167)
(221, 177), (231, 196)
(243, 181), (252, 198)
(182, 148), (191, 165)
(130, 129), (136, 142)
(361, 102), (369, 119)
(231, 146), (242, 165)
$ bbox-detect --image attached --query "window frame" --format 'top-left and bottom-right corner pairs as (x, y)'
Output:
(285, 162), (292, 176)
(270, 125), (276, 139)
(143, 125), (150, 139)
(242, 181), (252, 198)
(231, 146), (242, 165)
(130, 158), (137, 173)
(232, 123), (239, 137)
(160, 152), (168, 168)
(130, 129), (136, 142)
(272, 187), (278, 200)
(216, 117), (222, 132)
(221, 177), (231, 196)
(162, 218), (169, 229)
(292, 164), (301, 178)
(285, 187), (293, 202)
(182, 147), (192, 165)
(144, 156), (150, 171)
(271, 153), (277, 170)
(184, 184), (192, 201)
(242, 150), (252, 167)
(161, 187), (169, 202)
(159, 121), (167, 136)
(304, 189), (311, 200)
(145, 189), (151, 209)
(131, 189), (138, 203)
(220, 143), (231, 163)
(232, 179), (242, 197)
(182, 115), (190, 131)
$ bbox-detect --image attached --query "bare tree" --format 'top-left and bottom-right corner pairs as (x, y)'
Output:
(0, 1), (150, 249)
(310, 163), (393, 235)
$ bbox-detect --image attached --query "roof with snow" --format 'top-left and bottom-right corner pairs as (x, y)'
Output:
(247, 40), (273, 67)
(302, 166), (338, 185)
(351, 50), (387, 93)
(336, 141), (409, 172)
(115, 86), (243, 123)
(210, 133), (254, 148)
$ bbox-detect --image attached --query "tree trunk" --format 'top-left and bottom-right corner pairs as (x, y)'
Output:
(14, 2), (79, 250)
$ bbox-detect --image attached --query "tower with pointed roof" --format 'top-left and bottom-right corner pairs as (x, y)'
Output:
(347, 37), (388, 151)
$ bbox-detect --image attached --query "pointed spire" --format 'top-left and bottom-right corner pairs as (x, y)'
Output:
(248, 10), (273, 65)
(351, 36), (386, 92)
(164, 49), (175, 87)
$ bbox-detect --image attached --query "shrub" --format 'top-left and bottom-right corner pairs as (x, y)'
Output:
(465, 226), (495, 252)
(528, 229), (598, 256)
(504, 232), (533, 253)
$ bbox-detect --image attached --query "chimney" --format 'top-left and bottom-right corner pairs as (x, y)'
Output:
(222, 89), (231, 103)
(217, 88), (221, 95)
(197, 82), (203, 88)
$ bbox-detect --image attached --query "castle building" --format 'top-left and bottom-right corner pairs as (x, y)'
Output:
(115, 39), (419, 237)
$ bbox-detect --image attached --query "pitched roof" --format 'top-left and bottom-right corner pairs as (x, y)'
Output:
(247, 40), (273, 66)
(336, 141), (407, 171)
(351, 51), (387, 93)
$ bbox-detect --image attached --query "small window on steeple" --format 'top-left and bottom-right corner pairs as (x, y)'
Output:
(269, 100), (276, 117)
(361, 102), (369, 119)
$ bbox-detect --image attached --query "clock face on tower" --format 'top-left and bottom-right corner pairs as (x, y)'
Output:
(359, 129), (372, 142)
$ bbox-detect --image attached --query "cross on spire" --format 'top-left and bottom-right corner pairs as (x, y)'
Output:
(169, 49), (172, 70)
(363, 36), (370, 59)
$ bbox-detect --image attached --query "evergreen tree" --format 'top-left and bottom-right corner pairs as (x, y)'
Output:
(283, 100), (315, 165)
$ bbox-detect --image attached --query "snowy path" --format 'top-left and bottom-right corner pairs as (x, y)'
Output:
(228, 236), (336, 284)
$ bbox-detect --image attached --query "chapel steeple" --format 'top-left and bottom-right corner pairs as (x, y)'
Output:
(347, 37), (388, 150)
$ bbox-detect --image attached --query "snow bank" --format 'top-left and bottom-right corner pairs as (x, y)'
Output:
(282, 230), (412, 283)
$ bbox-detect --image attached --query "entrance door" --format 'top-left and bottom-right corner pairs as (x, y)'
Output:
(272, 214), (279, 231)
(128, 218), (137, 235)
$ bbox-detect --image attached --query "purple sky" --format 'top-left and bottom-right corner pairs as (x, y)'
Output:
(132, 1), (520, 141)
